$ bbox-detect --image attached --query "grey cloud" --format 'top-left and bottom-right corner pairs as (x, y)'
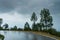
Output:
(0, 0), (15, 13)
(0, 0), (60, 15)
(49, 0), (60, 14)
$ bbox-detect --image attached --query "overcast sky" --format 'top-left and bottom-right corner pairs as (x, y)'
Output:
(0, 0), (60, 31)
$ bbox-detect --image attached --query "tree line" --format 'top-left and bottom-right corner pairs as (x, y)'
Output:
(24, 8), (53, 31)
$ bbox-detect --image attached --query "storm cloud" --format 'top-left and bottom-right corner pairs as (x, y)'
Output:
(0, 0), (60, 31)
(0, 0), (60, 14)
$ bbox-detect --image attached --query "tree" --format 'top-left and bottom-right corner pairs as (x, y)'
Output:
(0, 18), (3, 27)
(18, 28), (23, 31)
(37, 23), (43, 31)
(31, 12), (37, 31)
(24, 22), (31, 31)
(32, 23), (38, 31)
(31, 12), (37, 23)
(11, 25), (17, 30)
(48, 16), (53, 28)
(40, 8), (53, 30)
(14, 25), (17, 30)
(3, 23), (8, 29)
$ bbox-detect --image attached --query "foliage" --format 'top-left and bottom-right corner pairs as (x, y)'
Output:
(24, 22), (31, 31)
(36, 23), (43, 31)
(0, 18), (3, 27)
(18, 28), (23, 31)
(56, 32), (60, 37)
(40, 8), (53, 30)
(3, 23), (8, 29)
(11, 25), (17, 30)
(31, 12), (37, 22)
(31, 12), (37, 31)
(32, 23), (38, 31)
(48, 28), (60, 37)
(0, 34), (4, 40)
(48, 28), (57, 35)
(0, 27), (3, 30)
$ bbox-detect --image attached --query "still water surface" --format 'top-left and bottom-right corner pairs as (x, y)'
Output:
(0, 31), (55, 40)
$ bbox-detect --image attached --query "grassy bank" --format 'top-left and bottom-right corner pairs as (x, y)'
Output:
(31, 31), (60, 40)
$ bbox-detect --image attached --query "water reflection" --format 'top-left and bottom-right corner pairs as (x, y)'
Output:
(0, 31), (55, 40)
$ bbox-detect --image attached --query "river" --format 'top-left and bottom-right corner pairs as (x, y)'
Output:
(0, 31), (56, 40)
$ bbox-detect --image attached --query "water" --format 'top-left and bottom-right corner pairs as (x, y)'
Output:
(0, 31), (55, 40)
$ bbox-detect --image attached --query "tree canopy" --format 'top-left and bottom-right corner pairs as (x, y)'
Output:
(24, 22), (31, 31)
(40, 8), (53, 30)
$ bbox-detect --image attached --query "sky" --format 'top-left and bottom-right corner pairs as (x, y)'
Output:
(0, 0), (60, 31)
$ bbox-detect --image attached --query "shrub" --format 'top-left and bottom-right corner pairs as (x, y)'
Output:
(48, 28), (57, 35)
(56, 32), (60, 37)
(0, 34), (4, 40)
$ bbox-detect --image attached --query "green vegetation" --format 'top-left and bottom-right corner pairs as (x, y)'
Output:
(0, 34), (4, 40)
(40, 8), (53, 30)
(24, 22), (31, 31)
(3, 23), (8, 29)
(0, 18), (3, 27)
(30, 12), (37, 31)
(10, 25), (17, 30)
(48, 28), (60, 37)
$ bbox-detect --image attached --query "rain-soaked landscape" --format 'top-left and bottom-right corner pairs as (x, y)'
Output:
(0, 0), (60, 40)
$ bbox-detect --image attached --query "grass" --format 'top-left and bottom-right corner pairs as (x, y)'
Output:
(16, 31), (60, 40)
(31, 31), (60, 40)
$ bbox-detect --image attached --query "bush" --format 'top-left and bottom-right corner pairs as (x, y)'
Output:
(42, 29), (48, 32)
(47, 28), (60, 37)
(48, 28), (57, 35)
(17, 28), (23, 31)
(0, 27), (3, 30)
(56, 32), (60, 37)
(0, 34), (4, 40)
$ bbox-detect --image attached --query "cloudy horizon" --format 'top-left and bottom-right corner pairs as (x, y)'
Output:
(0, 0), (60, 31)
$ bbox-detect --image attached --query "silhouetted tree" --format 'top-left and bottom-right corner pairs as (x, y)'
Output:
(47, 16), (53, 28)
(11, 25), (17, 30)
(14, 25), (17, 30)
(24, 22), (31, 31)
(0, 18), (3, 27)
(31, 12), (37, 23)
(40, 8), (53, 30)
(3, 23), (8, 29)
(32, 23), (38, 31)
(37, 23), (43, 31)
(31, 12), (37, 31)
(0, 27), (3, 30)
(18, 28), (23, 31)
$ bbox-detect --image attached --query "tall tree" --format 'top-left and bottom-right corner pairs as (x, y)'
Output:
(40, 8), (53, 30)
(31, 12), (37, 31)
(47, 16), (53, 28)
(0, 18), (3, 27)
(32, 23), (38, 31)
(37, 23), (43, 31)
(31, 12), (37, 23)
(14, 25), (17, 30)
(24, 22), (31, 31)
(3, 23), (8, 29)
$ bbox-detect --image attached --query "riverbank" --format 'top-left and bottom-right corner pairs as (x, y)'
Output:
(31, 31), (60, 40)
(0, 30), (60, 40)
